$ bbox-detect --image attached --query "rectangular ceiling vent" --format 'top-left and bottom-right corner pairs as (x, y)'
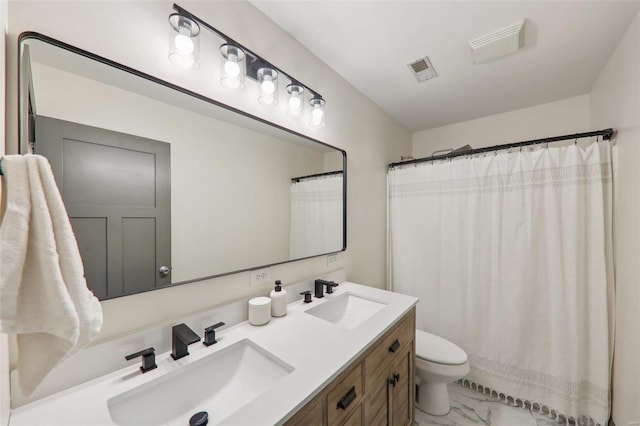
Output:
(468, 19), (525, 64)
(407, 56), (438, 83)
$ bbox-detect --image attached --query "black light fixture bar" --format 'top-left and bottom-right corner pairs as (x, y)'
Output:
(388, 128), (616, 169)
(172, 3), (323, 99)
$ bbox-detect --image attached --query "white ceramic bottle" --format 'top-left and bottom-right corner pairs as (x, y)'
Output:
(270, 280), (287, 317)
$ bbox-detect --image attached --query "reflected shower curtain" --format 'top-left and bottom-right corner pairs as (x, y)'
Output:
(388, 143), (614, 424)
(290, 174), (343, 258)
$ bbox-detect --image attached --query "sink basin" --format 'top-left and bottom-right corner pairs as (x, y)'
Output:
(107, 339), (293, 425)
(306, 292), (387, 329)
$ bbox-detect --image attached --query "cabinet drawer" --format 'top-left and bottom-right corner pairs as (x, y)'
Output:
(284, 394), (323, 426)
(364, 310), (415, 392)
(327, 363), (363, 425)
(342, 403), (362, 426)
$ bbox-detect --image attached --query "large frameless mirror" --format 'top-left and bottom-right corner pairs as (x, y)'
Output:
(18, 33), (346, 301)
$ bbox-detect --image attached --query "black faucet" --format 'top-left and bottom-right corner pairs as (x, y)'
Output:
(125, 347), (156, 373)
(315, 279), (339, 298)
(203, 322), (225, 346)
(300, 291), (313, 303)
(324, 280), (339, 294)
(171, 323), (201, 360)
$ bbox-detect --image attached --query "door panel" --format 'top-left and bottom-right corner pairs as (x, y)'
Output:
(62, 138), (157, 208)
(391, 346), (414, 426)
(35, 115), (171, 299)
(70, 217), (107, 299)
(122, 218), (157, 294)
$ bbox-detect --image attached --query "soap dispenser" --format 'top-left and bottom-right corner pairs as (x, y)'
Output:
(270, 280), (287, 317)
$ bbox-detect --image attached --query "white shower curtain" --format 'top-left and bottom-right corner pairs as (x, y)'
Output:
(388, 142), (614, 424)
(290, 174), (343, 258)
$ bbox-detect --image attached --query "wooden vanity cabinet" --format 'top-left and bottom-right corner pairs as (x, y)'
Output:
(284, 308), (415, 426)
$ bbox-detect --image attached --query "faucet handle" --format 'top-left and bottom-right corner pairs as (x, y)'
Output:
(300, 291), (313, 303)
(125, 347), (157, 373)
(203, 322), (226, 346)
(324, 281), (339, 294)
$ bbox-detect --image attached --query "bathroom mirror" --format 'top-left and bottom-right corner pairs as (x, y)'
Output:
(18, 33), (346, 300)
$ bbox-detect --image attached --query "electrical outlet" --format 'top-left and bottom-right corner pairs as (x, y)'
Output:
(327, 254), (338, 266)
(250, 267), (271, 286)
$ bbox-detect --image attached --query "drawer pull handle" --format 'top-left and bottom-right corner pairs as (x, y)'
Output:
(389, 372), (400, 387)
(389, 339), (400, 353)
(337, 386), (357, 410)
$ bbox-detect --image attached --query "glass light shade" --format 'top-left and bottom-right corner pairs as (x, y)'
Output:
(220, 44), (245, 89)
(286, 83), (305, 117)
(168, 14), (200, 70)
(257, 68), (278, 106)
(309, 96), (326, 127)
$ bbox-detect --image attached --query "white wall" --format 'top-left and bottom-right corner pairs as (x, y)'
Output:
(31, 62), (329, 282)
(412, 94), (590, 155)
(5, 0), (409, 362)
(590, 11), (640, 426)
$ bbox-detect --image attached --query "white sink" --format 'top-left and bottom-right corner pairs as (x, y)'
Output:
(107, 339), (294, 425)
(305, 292), (387, 329)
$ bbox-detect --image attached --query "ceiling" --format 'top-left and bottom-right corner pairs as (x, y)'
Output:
(252, 1), (640, 132)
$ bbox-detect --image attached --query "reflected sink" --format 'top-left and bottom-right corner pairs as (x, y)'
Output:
(107, 339), (293, 425)
(306, 292), (387, 329)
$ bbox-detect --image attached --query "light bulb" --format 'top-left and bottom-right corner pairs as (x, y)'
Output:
(174, 30), (194, 54)
(261, 77), (275, 95)
(224, 59), (240, 78)
(289, 96), (302, 114)
(168, 14), (200, 69)
(312, 107), (324, 126)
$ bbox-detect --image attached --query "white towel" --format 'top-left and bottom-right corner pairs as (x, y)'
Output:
(0, 154), (103, 397)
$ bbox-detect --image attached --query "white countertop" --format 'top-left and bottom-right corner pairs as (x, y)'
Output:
(10, 282), (418, 426)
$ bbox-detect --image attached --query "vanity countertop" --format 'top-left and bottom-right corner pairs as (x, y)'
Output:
(9, 282), (418, 426)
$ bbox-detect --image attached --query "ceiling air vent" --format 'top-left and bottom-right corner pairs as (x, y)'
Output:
(407, 56), (437, 82)
(468, 19), (525, 64)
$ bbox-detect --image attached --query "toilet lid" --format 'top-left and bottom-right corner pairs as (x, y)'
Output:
(415, 330), (468, 365)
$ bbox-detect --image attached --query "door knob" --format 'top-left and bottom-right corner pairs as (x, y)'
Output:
(158, 266), (170, 277)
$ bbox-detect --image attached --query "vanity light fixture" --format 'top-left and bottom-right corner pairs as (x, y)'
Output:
(309, 95), (326, 127)
(257, 67), (278, 105)
(168, 4), (327, 126)
(168, 13), (200, 69)
(220, 44), (246, 90)
(286, 83), (305, 116)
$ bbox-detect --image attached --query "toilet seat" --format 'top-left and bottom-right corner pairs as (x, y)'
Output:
(415, 330), (467, 365)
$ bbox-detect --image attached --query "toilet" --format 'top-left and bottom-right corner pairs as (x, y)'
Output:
(414, 329), (470, 415)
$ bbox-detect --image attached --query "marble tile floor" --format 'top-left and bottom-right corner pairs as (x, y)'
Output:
(416, 383), (570, 426)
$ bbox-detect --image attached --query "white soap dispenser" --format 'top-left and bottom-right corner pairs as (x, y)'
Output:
(270, 280), (287, 317)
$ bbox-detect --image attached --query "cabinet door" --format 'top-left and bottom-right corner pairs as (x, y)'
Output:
(390, 343), (414, 426)
(363, 360), (393, 425)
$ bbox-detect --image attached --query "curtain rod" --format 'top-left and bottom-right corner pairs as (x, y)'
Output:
(291, 170), (343, 183)
(388, 128), (615, 170)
